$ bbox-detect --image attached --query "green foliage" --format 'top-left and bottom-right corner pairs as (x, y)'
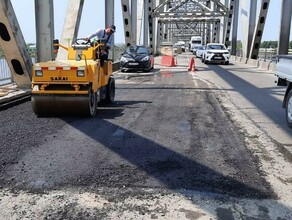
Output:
(260, 41), (292, 49)
(260, 41), (278, 49)
(237, 40), (242, 49)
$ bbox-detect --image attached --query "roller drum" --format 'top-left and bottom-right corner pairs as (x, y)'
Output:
(31, 93), (97, 117)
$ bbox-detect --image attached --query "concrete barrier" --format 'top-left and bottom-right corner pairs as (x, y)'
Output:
(232, 56), (274, 72)
(230, 56), (236, 62)
(240, 58), (248, 64)
(269, 62), (276, 72)
(247, 59), (259, 67)
(235, 56), (242, 62)
(258, 60), (270, 71)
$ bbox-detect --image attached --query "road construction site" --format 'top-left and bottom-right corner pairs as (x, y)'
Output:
(0, 53), (291, 219)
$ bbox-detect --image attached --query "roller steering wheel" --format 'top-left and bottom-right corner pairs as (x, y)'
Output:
(75, 38), (91, 45)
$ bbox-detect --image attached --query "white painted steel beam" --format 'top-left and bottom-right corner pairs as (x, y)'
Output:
(278, 0), (292, 55)
(57, 0), (84, 60)
(241, 0), (257, 58)
(247, 0), (257, 57)
(143, 0), (149, 45)
(205, 0), (211, 44)
(105, 0), (115, 28)
(0, 0), (32, 89)
(137, 0), (144, 45)
(121, 0), (134, 46)
(35, 0), (55, 62)
(220, 0), (228, 44)
(231, 0), (239, 55)
(249, 0), (270, 59)
(223, 0), (235, 46)
(148, 0), (155, 51)
(158, 18), (223, 22)
(131, 0), (137, 44)
(105, 0), (115, 59)
(155, 12), (225, 18)
(151, 0), (229, 45)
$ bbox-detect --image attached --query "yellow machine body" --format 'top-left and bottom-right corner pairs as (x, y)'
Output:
(31, 40), (115, 116)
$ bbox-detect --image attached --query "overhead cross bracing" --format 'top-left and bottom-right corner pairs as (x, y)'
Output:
(153, 0), (229, 45)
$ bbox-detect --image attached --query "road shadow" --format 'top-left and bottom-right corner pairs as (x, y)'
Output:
(1, 105), (275, 200)
(206, 64), (291, 135)
(0, 80), (291, 218)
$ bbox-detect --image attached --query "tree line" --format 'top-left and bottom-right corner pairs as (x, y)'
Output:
(235, 41), (292, 49)
(260, 41), (292, 49)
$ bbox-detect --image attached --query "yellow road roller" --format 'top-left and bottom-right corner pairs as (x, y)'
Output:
(31, 39), (115, 117)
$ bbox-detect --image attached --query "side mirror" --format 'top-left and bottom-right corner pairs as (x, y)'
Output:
(53, 39), (59, 50)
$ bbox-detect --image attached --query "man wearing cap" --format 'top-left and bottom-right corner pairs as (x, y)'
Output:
(84, 25), (116, 66)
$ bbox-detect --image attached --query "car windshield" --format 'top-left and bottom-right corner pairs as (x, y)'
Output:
(125, 46), (149, 55)
(197, 46), (205, 50)
(207, 45), (226, 50)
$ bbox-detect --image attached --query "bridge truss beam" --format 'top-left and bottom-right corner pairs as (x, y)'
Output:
(0, 0), (32, 89)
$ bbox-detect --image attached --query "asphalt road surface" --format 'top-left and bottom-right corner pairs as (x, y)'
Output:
(0, 54), (291, 219)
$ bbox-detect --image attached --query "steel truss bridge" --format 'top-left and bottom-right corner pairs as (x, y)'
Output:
(0, 0), (292, 89)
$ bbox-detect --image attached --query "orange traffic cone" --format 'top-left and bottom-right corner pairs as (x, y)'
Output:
(170, 56), (176, 67)
(191, 58), (196, 72)
(188, 57), (194, 71)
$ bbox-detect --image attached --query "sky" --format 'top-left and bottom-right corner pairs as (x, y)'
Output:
(10, 0), (292, 44)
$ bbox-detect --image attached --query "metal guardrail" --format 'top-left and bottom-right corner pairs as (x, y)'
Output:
(236, 48), (292, 61)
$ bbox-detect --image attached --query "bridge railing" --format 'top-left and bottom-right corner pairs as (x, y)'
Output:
(236, 48), (292, 61)
(0, 58), (12, 86)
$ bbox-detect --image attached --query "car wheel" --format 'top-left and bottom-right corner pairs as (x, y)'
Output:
(225, 61), (229, 65)
(286, 89), (292, 128)
(204, 58), (208, 64)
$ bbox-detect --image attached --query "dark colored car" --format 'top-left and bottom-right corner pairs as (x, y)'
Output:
(120, 45), (154, 72)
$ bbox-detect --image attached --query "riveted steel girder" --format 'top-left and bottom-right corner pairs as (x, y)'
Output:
(249, 0), (270, 59)
(278, 0), (292, 55)
(150, 0), (229, 46)
(121, 0), (134, 46)
(56, 0), (84, 60)
(0, 0), (32, 89)
(35, 0), (55, 62)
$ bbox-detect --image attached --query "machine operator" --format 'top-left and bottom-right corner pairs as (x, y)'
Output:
(84, 25), (116, 66)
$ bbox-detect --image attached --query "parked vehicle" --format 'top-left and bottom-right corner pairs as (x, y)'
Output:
(202, 43), (230, 64)
(275, 55), (292, 128)
(195, 45), (205, 58)
(120, 45), (154, 72)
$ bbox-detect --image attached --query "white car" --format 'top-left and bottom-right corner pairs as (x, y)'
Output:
(202, 43), (230, 65)
(195, 45), (205, 58)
